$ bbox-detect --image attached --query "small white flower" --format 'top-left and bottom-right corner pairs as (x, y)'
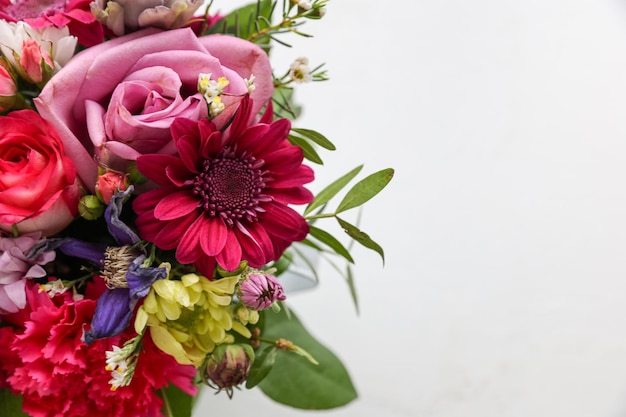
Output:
(105, 345), (137, 391)
(39, 280), (68, 297)
(245, 74), (256, 94)
(295, 0), (313, 10)
(289, 57), (313, 84)
(198, 73), (230, 118)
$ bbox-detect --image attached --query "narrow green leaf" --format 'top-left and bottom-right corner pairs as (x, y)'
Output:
(160, 384), (194, 417)
(291, 128), (336, 150)
(336, 168), (394, 214)
(246, 345), (278, 389)
(345, 265), (360, 315)
(288, 134), (323, 164)
(205, 0), (273, 41)
(308, 225), (354, 263)
(336, 217), (385, 264)
(0, 389), (28, 417)
(304, 165), (363, 216)
(259, 307), (358, 409)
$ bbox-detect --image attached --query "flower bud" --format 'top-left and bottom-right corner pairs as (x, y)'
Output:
(95, 171), (130, 204)
(239, 271), (287, 311)
(205, 344), (254, 396)
(78, 195), (105, 220)
(0, 60), (17, 112)
(91, 0), (205, 36)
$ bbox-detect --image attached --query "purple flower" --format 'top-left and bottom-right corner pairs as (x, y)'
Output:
(239, 271), (286, 311)
(57, 187), (167, 344)
(0, 232), (55, 314)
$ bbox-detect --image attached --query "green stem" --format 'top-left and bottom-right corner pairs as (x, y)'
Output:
(160, 388), (174, 417)
(304, 213), (336, 221)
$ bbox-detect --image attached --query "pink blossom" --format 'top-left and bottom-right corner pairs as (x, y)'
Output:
(0, 61), (17, 112)
(19, 38), (52, 83)
(0, 233), (54, 315)
(240, 272), (287, 310)
(35, 28), (274, 191)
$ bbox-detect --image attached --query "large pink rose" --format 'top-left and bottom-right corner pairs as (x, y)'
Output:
(35, 27), (274, 192)
(0, 110), (81, 236)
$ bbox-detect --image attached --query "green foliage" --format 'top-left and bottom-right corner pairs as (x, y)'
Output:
(257, 307), (358, 409)
(160, 385), (194, 417)
(0, 389), (28, 417)
(336, 168), (395, 213)
(205, 0), (274, 46)
(305, 165), (363, 216)
(246, 345), (278, 388)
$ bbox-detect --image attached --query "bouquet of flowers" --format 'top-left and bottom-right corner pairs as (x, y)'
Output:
(0, 1), (393, 416)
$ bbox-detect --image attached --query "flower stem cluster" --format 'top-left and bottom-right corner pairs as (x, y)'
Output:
(104, 334), (143, 391)
(246, 0), (330, 45)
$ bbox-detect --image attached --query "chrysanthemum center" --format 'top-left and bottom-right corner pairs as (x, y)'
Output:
(193, 153), (268, 227)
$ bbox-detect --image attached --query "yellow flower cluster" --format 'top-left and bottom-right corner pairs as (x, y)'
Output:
(134, 272), (241, 367)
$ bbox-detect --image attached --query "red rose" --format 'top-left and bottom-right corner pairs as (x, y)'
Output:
(0, 109), (81, 236)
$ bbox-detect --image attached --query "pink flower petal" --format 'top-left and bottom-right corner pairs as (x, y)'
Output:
(154, 191), (199, 221)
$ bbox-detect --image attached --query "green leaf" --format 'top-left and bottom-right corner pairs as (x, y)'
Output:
(291, 128), (336, 150)
(336, 217), (385, 264)
(246, 345), (278, 389)
(272, 86), (301, 120)
(0, 389), (28, 417)
(345, 265), (360, 315)
(304, 165), (363, 216)
(160, 384), (194, 417)
(288, 134), (323, 164)
(308, 225), (354, 263)
(258, 307), (358, 409)
(336, 168), (394, 214)
(206, 0), (273, 42)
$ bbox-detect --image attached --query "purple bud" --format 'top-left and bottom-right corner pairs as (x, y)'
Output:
(239, 272), (286, 310)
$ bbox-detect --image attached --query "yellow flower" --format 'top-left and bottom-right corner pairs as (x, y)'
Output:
(134, 273), (239, 367)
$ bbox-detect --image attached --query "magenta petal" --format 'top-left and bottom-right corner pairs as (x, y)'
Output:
(155, 213), (198, 250)
(199, 216), (228, 256)
(216, 229), (242, 271)
(234, 224), (266, 267)
(154, 191), (199, 220)
(137, 154), (186, 185)
(261, 203), (309, 242)
(176, 215), (206, 264)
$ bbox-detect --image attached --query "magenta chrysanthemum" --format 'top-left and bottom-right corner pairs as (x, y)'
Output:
(133, 97), (314, 273)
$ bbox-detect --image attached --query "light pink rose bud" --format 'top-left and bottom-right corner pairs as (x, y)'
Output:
(95, 171), (130, 204)
(19, 38), (53, 84)
(239, 271), (287, 311)
(0, 61), (17, 112)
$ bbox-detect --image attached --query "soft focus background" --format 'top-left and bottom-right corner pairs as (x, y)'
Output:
(195, 1), (626, 416)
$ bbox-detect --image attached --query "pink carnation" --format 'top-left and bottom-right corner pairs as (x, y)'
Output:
(0, 233), (54, 315)
(0, 283), (197, 417)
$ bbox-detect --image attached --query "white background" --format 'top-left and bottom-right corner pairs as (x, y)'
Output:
(195, 1), (626, 416)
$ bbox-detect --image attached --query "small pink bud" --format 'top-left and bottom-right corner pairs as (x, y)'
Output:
(19, 39), (50, 84)
(95, 171), (129, 204)
(0, 62), (16, 112)
(239, 272), (287, 310)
